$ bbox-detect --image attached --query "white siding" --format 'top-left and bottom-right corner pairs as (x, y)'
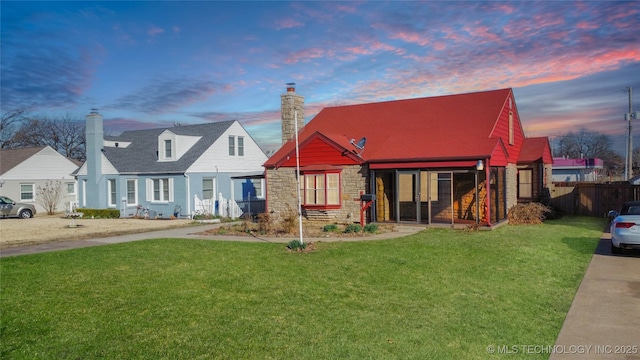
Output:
(2, 147), (78, 180)
(74, 154), (119, 176)
(0, 146), (80, 213)
(186, 121), (267, 173)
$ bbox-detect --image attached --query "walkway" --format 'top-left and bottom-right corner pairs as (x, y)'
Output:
(551, 232), (640, 360)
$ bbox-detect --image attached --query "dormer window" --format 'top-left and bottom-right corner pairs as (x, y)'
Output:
(158, 131), (177, 161)
(158, 129), (200, 162)
(164, 139), (172, 158)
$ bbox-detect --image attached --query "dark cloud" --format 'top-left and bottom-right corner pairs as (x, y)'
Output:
(0, 15), (97, 112)
(109, 77), (228, 114)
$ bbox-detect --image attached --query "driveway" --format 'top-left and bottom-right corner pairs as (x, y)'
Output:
(551, 232), (640, 360)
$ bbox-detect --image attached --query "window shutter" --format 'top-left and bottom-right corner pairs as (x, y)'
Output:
(168, 178), (174, 202)
(146, 179), (153, 201)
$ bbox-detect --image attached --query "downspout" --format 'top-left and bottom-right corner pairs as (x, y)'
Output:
(485, 157), (492, 227)
(185, 174), (191, 219)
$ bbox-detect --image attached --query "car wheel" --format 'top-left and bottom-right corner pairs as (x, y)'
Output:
(611, 241), (623, 255)
(18, 209), (33, 219)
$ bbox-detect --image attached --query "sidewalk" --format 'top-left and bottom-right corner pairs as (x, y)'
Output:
(550, 232), (640, 360)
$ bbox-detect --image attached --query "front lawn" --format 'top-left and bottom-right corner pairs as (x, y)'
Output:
(1, 216), (604, 359)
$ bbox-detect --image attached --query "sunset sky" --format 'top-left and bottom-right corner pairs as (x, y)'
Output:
(2, 1), (639, 155)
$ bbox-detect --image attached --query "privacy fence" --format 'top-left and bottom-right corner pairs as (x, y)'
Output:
(550, 183), (640, 217)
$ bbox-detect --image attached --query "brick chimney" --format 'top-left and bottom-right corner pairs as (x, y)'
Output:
(85, 109), (104, 208)
(281, 83), (304, 144)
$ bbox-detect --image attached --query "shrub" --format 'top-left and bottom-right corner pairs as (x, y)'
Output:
(363, 223), (378, 233)
(344, 224), (362, 233)
(280, 205), (298, 235)
(257, 213), (272, 234)
(75, 208), (121, 219)
(508, 202), (551, 225)
(323, 224), (339, 232)
(287, 239), (306, 251)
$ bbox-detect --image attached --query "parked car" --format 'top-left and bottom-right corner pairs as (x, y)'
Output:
(608, 201), (640, 254)
(0, 196), (36, 219)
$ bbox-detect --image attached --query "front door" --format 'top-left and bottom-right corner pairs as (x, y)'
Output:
(430, 172), (453, 224)
(398, 171), (418, 222)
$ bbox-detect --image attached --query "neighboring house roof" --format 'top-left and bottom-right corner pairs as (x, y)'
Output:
(552, 157), (604, 168)
(99, 121), (236, 173)
(518, 137), (553, 163)
(0, 146), (47, 175)
(266, 88), (538, 168)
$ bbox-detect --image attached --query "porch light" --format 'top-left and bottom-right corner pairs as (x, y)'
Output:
(476, 160), (484, 171)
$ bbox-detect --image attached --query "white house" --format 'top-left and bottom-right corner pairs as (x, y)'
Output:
(0, 146), (81, 213)
(552, 157), (604, 182)
(74, 111), (267, 218)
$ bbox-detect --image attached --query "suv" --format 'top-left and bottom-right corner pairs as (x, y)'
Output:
(0, 196), (36, 219)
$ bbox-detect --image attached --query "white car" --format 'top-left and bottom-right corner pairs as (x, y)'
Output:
(608, 201), (640, 254)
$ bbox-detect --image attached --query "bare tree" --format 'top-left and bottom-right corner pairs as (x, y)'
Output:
(37, 180), (65, 215)
(554, 129), (623, 178)
(50, 115), (86, 161)
(7, 113), (86, 161)
(0, 108), (30, 149)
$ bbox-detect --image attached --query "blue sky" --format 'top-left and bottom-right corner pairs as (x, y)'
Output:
(2, 1), (639, 155)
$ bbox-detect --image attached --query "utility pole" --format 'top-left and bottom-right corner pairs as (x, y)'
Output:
(625, 87), (632, 181)
(624, 87), (640, 181)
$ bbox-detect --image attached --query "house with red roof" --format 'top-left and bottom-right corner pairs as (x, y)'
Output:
(264, 85), (552, 227)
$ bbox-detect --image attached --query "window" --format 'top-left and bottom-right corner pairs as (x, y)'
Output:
(251, 179), (264, 198)
(237, 136), (244, 156)
(203, 178), (215, 199)
(127, 179), (137, 205)
(108, 179), (117, 207)
(508, 111), (514, 145)
(518, 169), (533, 198)
(66, 182), (75, 195)
(229, 136), (235, 156)
(82, 179), (87, 206)
(147, 178), (174, 202)
(301, 172), (340, 207)
(164, 139), (172, 158)
(20, 184), (34, 201)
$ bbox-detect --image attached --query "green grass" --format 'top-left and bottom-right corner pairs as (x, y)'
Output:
(1, 216), (604, 359)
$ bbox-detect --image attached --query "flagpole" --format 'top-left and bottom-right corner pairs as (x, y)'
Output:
(294, 110), (304, 245)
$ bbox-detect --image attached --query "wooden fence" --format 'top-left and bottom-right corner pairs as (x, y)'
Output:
(550, 183), (640, 217)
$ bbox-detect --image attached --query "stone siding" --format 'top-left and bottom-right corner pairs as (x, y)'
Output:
(506, 163), (518, 212)
(280, 92), (304, 145)
(266, 165), (368, 224)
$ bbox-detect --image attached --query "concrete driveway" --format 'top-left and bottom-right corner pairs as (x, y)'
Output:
(551, 232), (640, 360)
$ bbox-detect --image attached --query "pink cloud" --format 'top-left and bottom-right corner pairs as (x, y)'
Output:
(576, 21), (598, 30)
(284, 47), (326, 64)
(389, 30), (429, 46)
(274, 18), (303, 30)
(147, 25), (164, 36)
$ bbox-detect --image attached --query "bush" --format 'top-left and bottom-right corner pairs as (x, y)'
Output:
(280, 205), (298, 235)
(323, 224), (339, 232)
(344, 224), (362, 233)
(287, 239), (306, 251)
(75, 208), (120, 219)
(508, 203), (551, 225)
(257, 213), (272, 234)
(363, 223), (378, 233)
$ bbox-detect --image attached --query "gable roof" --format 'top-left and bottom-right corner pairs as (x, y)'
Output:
(0, 146), (47, 175)
(266, 88), (516, 167)
(518, 137), (553, 163)
(102, 121), (235, 173)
